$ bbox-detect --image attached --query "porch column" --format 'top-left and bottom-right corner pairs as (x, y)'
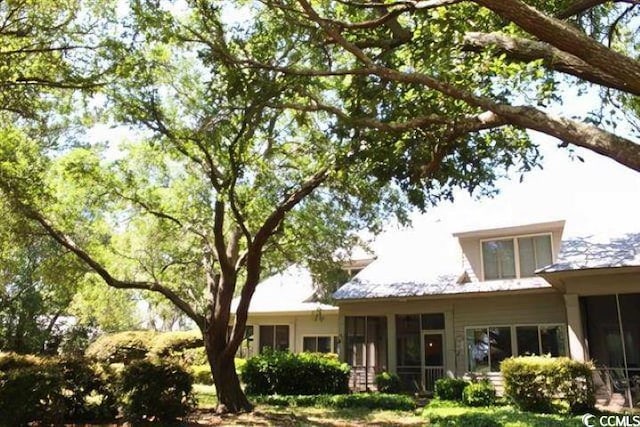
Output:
(387, 313), (397, 373)
(564, 294), (586, 362)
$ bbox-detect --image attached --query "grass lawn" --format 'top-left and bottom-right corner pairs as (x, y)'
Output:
(191, 387), (587, 426)
(422, 400), (584, 426)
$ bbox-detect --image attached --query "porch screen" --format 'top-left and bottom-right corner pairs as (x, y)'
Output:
(583, 294), (640, 372)
(345, 316), (387, 389)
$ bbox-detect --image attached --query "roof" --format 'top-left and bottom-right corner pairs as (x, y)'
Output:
(538, 232), (640, 273)
(231, 265), (338, 314)
(334, 226), (639, 301)
(453, 220), (565, 239)
(332, 259), (552, 301)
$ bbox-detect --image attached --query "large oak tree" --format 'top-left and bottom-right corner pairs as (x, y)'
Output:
(0, 0), (639, 414)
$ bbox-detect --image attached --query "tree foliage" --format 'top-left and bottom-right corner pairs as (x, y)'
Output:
(0, 0), (637, 414)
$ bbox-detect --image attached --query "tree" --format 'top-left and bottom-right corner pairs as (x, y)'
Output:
(0, 1), (540, 413)
(235, 0), (640, 178)
(0, 0), (637, 414)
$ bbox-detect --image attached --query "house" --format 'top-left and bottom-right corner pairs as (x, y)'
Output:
(238, 219), (640, 406)
(230, 265), (342, 358)
(332, 220), (640, 406)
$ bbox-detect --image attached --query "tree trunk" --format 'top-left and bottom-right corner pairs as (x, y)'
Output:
(203, 325), (253, 414)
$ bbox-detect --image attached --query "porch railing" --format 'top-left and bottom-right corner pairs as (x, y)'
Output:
(425, 366), (445, 392)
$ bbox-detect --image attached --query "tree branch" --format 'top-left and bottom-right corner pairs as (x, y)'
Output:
(473, 0), (640, 95)
(462, 31), (635, 95)
(16, 202), (204, 328)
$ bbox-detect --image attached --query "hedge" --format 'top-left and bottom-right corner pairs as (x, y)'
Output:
(241, 350), (350, 395)
(375, 371), (401, 393)
(462, 381), (496, 407)
(148, 330), (203, 358)
(0, 354), (117, 424)
(501, 356), (595, 413)
(85, 331), (157, 364)
(118, 359), (195, 422)
(434, 378), (470, 401)
(252, 393), (417, 410)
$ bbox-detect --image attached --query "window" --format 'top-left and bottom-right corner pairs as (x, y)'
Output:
(482, 234), (552, 280)
(467, 324), (567, 372)
(259, 325), (289, 352)
(303, 336), (334, 353)
(467, 327), (512, 372)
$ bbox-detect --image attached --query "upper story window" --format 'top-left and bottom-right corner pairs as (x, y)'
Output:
(481, 234), (552, 280)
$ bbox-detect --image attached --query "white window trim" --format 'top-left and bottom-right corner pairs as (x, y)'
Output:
(479, 232), (554, 281)
(465, 323), (568, 372)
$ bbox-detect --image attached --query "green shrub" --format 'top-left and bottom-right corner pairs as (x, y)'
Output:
(118, 359), (195, 422)
(241, 350), (350, 395)
(252, 393), (416, 410)
(435, 378), (470, 401)
(462, 381), (496, 407)
(181, 346), (208, 366)
(375, 371), (401, 393)
(0, 364), (65, 424)
(149, 330), (203, 358)
(59, 358), (118, 422)
(0, 351), (46, 371)
(191, 364), (213, 385)
(85, 330), (157, 364)
(501, 356), (595, 414)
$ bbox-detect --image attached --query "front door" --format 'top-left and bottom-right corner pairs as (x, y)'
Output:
(424, 332), (445, 392)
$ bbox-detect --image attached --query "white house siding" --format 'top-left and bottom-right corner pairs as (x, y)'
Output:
(245, 311), (339, 356)
(338, 289), (567, 392)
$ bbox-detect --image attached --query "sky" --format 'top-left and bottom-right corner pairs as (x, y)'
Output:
(360, 130), (640, 276)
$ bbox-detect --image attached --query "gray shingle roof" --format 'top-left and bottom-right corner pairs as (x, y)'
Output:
(538, 233), (640, 273)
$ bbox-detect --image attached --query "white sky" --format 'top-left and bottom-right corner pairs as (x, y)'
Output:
(361, 131), (640, 276)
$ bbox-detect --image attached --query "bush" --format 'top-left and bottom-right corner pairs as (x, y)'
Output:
(0, 354), (117, 424)
(435, 378), (470, 401)
(118, 359), (195, 422)
(148, 330), (203, 358)
(0, 364), (65, 424)
(191, 364), (213, 385)
(241, 350), (350, 395)
(252, 393), (416, 410)
(85, 331), (157, 364)
(181, 346), (208, 366)
(59, 358), (118, 422)
(462, 381), (496, 407)
(375, 371), (401, 393)
(0, 351), (46, 371)
(501, 356), (595, 413)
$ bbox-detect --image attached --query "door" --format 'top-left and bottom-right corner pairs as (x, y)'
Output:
(424, 332), (445, 392)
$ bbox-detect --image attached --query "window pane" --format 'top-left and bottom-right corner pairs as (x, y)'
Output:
(540, 325), (566, 356)
(482, 240), (515, 280)
(422, 313), (445, 330)
(303, 336), (317, 352)
(516, 326), (539, 356)
(259, 325), (274, 352)
(397, 315), (421, 366)
(518, 237), (536, 277)
(275, 325), (289, 351)
(534, 235), (553, 270)
(490, 327), (512, 371)
(467, 328), (490, 372)
(317, 336), (332, 353)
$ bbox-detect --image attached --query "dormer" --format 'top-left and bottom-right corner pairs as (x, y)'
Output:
(453, 220), (565, 282)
